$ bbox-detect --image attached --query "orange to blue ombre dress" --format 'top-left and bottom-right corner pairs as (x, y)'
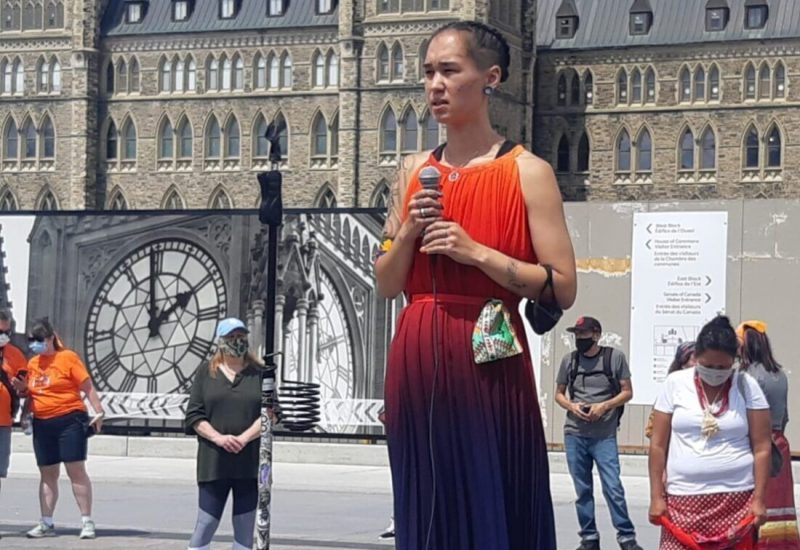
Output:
(384, 144), (557, 549)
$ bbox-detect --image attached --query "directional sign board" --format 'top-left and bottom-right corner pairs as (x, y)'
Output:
(629, 212), (728, 405)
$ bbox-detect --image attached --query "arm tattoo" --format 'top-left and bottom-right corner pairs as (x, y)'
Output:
(507, 259), (527, 290)
(382, 155), (414, 239)
(382, 184), (402, 238)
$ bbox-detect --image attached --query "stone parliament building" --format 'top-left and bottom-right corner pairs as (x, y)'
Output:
(536, 0), (800, 202)
(3, 0), (796, 211)
(0, 0), (535, 210)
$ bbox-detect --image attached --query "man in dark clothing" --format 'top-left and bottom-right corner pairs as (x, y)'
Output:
(555, 316), (642, 550)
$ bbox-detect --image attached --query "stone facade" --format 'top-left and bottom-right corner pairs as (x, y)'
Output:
(0, 0), (536, 210)
(535, 2), (800, 201)
(0, 1), (82, 208)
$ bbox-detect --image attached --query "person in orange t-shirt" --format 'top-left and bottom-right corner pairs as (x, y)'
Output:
(0, 308), (26, 504)
(17, 318), (104, 541)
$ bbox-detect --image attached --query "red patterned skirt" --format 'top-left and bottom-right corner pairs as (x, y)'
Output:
(758, 432), (800, 549)
(660, 490), (756, 550)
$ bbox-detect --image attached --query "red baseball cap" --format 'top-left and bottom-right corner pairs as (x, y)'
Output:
(566, 316), (602, 333)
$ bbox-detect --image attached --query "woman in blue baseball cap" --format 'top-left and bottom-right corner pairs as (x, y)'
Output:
(184, 317), (266, 550)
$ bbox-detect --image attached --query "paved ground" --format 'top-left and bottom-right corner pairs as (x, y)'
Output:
(0, 453), (796, 549)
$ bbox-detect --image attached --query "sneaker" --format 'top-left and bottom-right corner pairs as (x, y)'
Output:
(620, 541), (643, 550)
(79, 520), (96, 539)
(378, 517), (395, 539)
(576, 541), (600, 550)
(26, 521), (56, 538)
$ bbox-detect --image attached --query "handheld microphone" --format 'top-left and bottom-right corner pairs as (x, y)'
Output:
(419, 165), (442, 192)
(418, 165), (442, 268)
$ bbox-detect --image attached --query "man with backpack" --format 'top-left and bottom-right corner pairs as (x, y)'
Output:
(555, 316), (642, 550)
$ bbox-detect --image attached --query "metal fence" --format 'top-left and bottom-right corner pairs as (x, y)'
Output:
(1, 200), (798, 454)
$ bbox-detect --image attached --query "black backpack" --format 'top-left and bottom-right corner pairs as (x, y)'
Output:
(0, 349), (20, 421)
(567, 346), (624, 426)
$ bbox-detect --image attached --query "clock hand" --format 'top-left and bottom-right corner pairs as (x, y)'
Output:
(154, 289), (194, 330)
(148, 251), (159, 337)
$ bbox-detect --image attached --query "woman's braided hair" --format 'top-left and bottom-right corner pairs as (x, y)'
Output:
(432, 21), (511, 83)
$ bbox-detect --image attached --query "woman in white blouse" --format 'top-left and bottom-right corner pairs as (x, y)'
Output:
(648, 316), (772, 550)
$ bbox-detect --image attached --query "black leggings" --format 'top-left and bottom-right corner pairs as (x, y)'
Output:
(189, 478), (257, 550)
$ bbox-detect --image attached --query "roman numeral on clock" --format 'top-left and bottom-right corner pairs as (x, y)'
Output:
(173, 364), (191, 392)
(195, 273), (213, 290)
(119, 371), (137, 393)
(187, 338), (213, 359)
(121, 265), (138, 288)
(152, 248), (164, 272)
(92, 329), (114, 343)
(95, 353), (119, 381)
(197, 305), (219, 322)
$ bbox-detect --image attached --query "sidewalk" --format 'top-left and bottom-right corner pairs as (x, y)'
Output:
(12, 432), (800, 479)
(1, 451), (798, 550)
(0, 453), (395, 550)
(2, 444), (798, 549)
(7, 451), (392, 492)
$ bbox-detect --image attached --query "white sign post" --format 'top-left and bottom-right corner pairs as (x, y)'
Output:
(517, 300), (547, 427)
(629, 212), (728, 405)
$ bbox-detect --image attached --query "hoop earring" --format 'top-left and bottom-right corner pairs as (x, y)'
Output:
(483, 86), (494, 96)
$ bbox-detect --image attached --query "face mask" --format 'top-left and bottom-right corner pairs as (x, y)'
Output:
(0, 334), (9, 347)
(575, 337), (595, 354)
(696, 365), (733, 387)
(220, 337), (249, 359)
(29, 340), (47, 355)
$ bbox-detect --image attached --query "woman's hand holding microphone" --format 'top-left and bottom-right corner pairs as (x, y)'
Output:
(406, 188), (482, 266)
(404, 189), (443, 239)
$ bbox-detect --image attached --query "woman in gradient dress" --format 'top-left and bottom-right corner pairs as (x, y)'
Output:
(375, 21), (577, 550)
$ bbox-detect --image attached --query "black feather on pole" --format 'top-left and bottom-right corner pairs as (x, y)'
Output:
(265, 119), (286, 167)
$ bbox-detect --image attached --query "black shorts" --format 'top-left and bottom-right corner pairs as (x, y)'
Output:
(32, 410), (89, 467)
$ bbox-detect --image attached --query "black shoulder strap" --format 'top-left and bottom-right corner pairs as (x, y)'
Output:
(602, 346), (625, 426)
(495, 140), (517, 158)
(433, 140), (516, 162)
(602, 347), (620, 392)
(567, 350), (580, 399)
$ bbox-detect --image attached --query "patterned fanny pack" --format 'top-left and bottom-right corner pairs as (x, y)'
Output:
(472, 299), (523, 364)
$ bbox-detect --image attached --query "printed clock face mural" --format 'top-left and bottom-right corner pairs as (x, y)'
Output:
(285, 271), (354, 401)
(316, 272), (354, 400)
(84, 238), (227, 394)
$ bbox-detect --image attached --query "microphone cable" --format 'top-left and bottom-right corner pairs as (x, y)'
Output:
(418, 163), (443, 550)
(424, 254), (440, 550)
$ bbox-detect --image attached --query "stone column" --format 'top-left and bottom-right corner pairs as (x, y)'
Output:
(69, 0), (102, 208)
(337, 0), (363, 206)
(282, 328), (291, 381)
(251, 299), (265, 359)
(274, 294), (286, 388)
(306, 301), (320, 382)
(295, 298), (309, 382)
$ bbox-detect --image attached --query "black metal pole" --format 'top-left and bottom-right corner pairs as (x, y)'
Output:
(255, 121), (285, 550)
